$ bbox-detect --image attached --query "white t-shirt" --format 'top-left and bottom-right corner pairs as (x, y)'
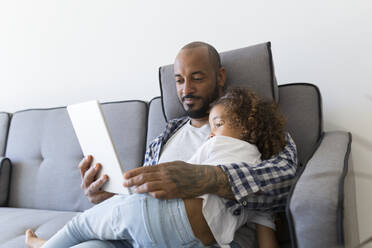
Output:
(158, 120), (210, 164)
(188, 136), (275, 247)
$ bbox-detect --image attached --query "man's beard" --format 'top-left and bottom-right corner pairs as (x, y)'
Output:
(182, 84), (220, 119)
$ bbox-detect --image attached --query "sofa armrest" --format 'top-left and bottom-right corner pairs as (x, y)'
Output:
(287, 131), (351, 248)
(0, 156), (11, 206)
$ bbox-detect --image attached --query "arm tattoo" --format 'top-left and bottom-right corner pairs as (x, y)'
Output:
(204, 165), (236, 200)
(168, 163), (235, 200)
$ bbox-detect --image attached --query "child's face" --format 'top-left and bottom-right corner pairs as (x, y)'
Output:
(209, 104), (243, 139)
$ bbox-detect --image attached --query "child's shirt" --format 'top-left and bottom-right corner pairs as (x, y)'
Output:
(188, 135), (275, 247)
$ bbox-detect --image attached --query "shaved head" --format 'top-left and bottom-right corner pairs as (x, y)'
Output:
(174, 41), (226, 121)
(181, 41), (221, 73)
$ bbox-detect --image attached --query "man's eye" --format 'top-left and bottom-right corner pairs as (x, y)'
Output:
(192, 77), (203, 81)
(216, 123), (222, 127)
(175, 79), (183, 83)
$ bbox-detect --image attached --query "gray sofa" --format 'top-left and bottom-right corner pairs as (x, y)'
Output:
(0, 42), (354, 248)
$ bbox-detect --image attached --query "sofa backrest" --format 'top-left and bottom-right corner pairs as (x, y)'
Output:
(0, 112), (10, 156)
(159, 42), (278, 121)
(0, 112), (11, 206)
(5, 101), (148, 212)
(146, 97), (167, 148)
(278, 83), (323, 166)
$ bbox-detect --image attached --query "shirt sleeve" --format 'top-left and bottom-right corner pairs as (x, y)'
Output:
(143, 128), (166, 166)
(217, 133), (298, 212)
(143, 139), (159, 166)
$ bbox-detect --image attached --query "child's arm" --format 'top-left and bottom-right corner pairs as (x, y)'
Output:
(256, 224), (279, 248)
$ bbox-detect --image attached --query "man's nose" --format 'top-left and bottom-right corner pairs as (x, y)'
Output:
(183, 80), (194, 95)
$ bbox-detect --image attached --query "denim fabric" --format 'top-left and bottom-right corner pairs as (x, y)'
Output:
(71, 240), (132, 248)
(42, 194), (206, 248)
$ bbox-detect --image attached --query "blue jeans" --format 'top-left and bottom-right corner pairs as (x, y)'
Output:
(43, 194), (206, 248)
(70, 240), (242, 248)
(71, 240), (132, 248)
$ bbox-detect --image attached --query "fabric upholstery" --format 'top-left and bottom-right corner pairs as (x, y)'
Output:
(0, 157), (11, 206)
(278, 83), (322, 166)
(0, 112), (10, 156)
(5, 101), (148, 212)
(288, 131), (351, 248)
(146, 97), (167, 149)
(0, 207), (79, 248)
(159, 42), (278, 121)
(343, 152), (360, 247)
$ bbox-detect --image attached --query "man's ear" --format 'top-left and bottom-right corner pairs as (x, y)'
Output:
(217, 67), (226, 88)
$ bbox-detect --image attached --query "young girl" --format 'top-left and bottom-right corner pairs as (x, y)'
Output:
(26, 87), (287, 248)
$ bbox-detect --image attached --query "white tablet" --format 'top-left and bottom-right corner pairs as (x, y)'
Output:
(67, 100), (132, 195)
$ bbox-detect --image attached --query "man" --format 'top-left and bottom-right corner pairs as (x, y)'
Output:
(78, 42), (297, 247)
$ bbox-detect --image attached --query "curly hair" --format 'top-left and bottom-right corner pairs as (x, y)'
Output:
(211, 87), (286, 160)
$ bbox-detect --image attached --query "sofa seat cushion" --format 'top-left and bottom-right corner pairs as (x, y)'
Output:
(0, 207), (79, 248)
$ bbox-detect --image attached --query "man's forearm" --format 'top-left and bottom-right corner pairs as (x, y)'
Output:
(198, 165), (236, 200)
(162, 162), (236, 199)
(123, 161), (237, 200)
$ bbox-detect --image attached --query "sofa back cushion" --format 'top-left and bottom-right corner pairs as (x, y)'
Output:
(278, 83), (323, 166)
(5, 101), (147, 211)
(159, 42), (278, 121)
(146, 97), (167, 148)
(0, 112), (11, 206)
(0, 112), (10, 156)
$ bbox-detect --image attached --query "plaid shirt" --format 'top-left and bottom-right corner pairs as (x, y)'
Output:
(144, 116), (297, 213)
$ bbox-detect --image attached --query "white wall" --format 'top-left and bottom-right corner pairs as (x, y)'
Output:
(1, 0), (371, 244)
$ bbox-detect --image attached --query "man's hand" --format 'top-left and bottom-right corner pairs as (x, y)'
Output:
(123, 161), (235, 200)
(79, 155), (115, 204)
